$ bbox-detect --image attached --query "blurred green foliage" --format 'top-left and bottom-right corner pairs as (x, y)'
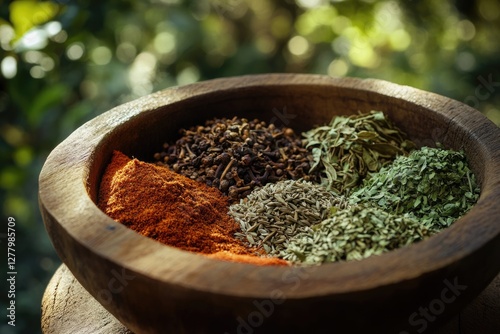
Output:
(0, 0), (499, 332)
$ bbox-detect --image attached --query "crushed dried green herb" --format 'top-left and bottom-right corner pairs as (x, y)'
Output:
(303, 111), (415, 193)
(281, 205), (433, 265)
(349, 146), (480, 228)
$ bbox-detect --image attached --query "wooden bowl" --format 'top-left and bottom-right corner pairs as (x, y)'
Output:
(39, 74), (500, 334)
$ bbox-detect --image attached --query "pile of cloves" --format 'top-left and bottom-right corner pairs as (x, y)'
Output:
(154, 116), (318, 202)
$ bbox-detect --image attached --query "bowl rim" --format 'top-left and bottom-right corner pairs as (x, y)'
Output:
(39, 73), (500, 299)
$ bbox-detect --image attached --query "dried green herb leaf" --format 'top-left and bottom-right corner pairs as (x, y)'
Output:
(362, 148), (379, 172)
(366, 142), (404, 157)
(356, 130), (379, 140)
(303, 111), (414, 193)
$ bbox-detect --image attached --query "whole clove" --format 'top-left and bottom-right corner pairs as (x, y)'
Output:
(154, 116), (318, 202)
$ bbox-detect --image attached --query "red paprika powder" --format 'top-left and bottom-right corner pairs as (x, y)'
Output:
(98, 151), (287, 266)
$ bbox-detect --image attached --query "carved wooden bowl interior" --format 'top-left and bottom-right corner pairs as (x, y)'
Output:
(39, 74), (500, 334)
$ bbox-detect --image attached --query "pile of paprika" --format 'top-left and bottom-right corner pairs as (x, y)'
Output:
(98, 151), (287, 266)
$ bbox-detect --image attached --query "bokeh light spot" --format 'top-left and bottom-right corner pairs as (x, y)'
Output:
(24, 50), (43, 63)
(120, 24), (143, 45)
(66, 43), (85, 60)
(288, 35), (310, 57)
(456, 20), (476, 41)
(30, 65), (45, 78)
(154, 31), (176, 54)
(332, 36), (350, 56)
(3, 125), (25, 145)
(40, 57), (55, 71)
(331, 16), (352, 35)
(455, 52), (476, 71)
(389, 29), (411, 51)
(1, 56), (18, 78)
(3, 195), (30, 222)
(52, 30), (68, 43)
(116, 42), (137, 63)
(328, 59), (349, 77)
(129, 52), (157, 96)
(17, 29), (48, 50)
(255, 36), (276, 54)
(0, 25), (15, 51)
(91, 46), (112, 65)
(13, 146), (33, 167)
(349, 41), (379, 68)
(44, 21), (62, 36)
(478, 0), (500, 21)
(177, 66), (200, 85)
(0, 168), (23, 189)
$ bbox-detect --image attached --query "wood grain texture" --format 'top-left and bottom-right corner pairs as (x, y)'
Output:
(39, 74), (500, 333)
(41, 265), (133, 334)
(41, 264), (500, 334)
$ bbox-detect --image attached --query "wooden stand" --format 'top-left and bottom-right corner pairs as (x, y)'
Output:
(41, 265), (133, 334)
(42, 264), (499, 334)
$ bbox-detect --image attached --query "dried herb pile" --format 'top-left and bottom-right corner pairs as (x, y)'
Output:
(278, 146), (480, 265)
(154, 117), (316, 202)
(281, 205), (432, 265)
(228, 180), (349, 256)
(303, 111), (415, 193)
(349, 146), (480, 227)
